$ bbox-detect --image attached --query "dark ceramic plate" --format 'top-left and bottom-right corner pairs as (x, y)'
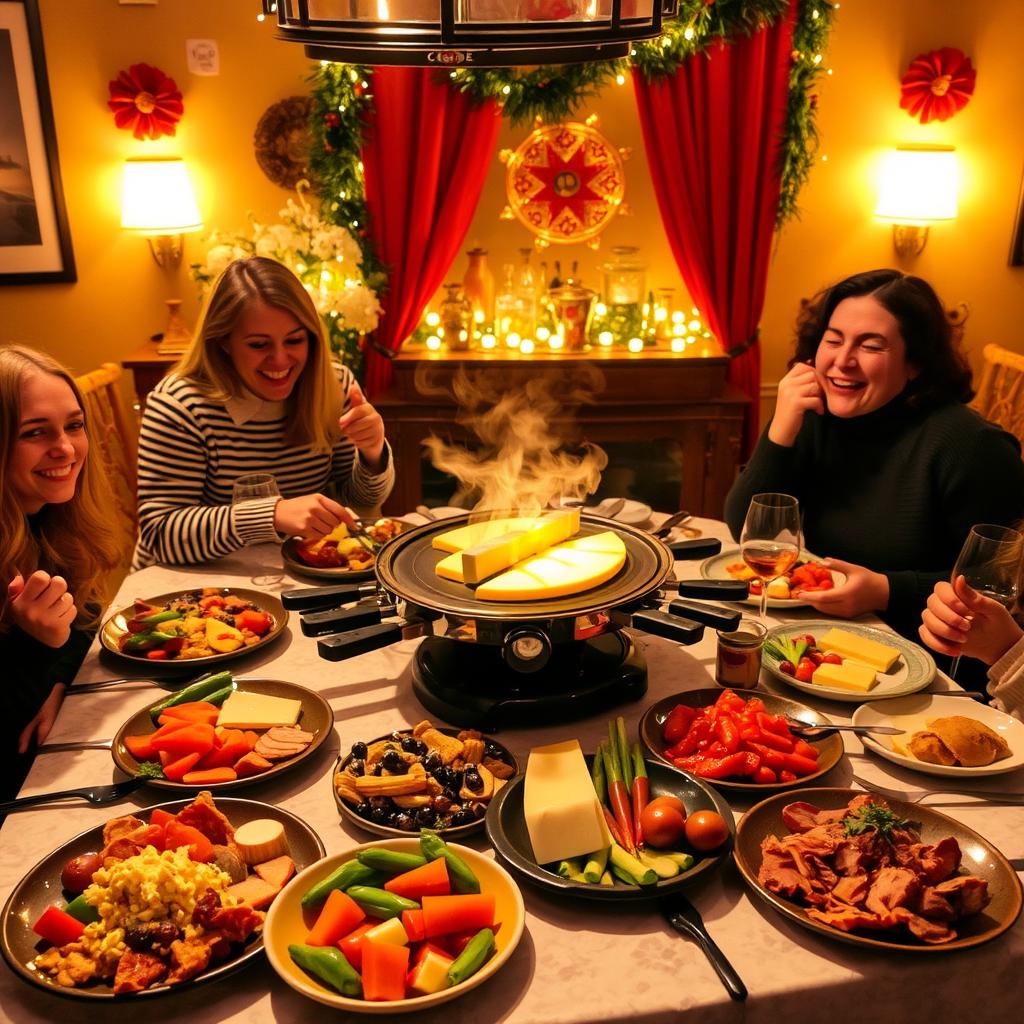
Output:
(100, 587), (288, 668)
(638, 688), (845, 793)
(1, 797), (325, 1000)
(333, 727), (519, 839)
(112, 678), (334, 791)
(486, 756), (733, 901)
(281, 519), (409, 581)
(734, 787), (1023, 953)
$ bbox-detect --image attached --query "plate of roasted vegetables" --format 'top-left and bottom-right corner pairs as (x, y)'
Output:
(700, 548), (844, 607)
(733, 788), (1023, 952)
(486, 720), (733, 902)
(100, 588), (288, 667)
(263, 831), (525, 1012)
(333, 721), (518, 839)
(111, 673), (334, 791)
(0, 792), (325, 999)
(282, 518), (406, 580)
(638, 688), (844, 792)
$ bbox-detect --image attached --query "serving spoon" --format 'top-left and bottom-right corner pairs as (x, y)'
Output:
(784, 717), (906, 738)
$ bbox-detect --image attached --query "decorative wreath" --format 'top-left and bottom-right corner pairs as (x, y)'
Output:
(900, 48), (976, 124)
(254, 96), (318, 190)
(108, 63), (183, 140)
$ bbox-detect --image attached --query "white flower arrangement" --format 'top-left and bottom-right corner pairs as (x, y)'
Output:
(191, 188), (383, 370)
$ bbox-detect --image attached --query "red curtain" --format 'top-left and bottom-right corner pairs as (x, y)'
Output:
(633, 5), (796, 456)
(360, 68), (502, 397)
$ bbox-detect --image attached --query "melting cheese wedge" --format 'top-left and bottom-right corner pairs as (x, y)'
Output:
(475, 530), (626, 601)
(460, 508), (581, 583)
(432, 516), (543, 553)
(818, 628), (900, 672)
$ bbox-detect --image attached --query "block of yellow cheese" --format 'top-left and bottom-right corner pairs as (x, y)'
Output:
(475, 530), (626, 601)
(431, 516), (542, 553)
(434, 549), (466, 583)
(523, 739), (611, 866)
(818, 628), (901, 672)
(811, 661), (879, 692)
(460, 508), (581, 584)
(217, 691), (302, 729)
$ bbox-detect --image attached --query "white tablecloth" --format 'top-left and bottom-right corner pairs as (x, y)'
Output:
(1, 518), (1022, 1023)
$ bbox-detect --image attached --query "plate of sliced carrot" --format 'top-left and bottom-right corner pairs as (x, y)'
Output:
(111, 675), (334, 791)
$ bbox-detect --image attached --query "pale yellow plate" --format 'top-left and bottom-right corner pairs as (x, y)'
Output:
(852, 693), (1024, 777)
(263, 838), (525, 1014)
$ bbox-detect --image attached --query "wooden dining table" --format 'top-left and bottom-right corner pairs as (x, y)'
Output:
(1, 516), (1022, 1024)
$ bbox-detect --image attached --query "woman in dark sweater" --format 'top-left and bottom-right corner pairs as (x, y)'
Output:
(0, 346), (120, 799)
(724, 270), (1024, 643)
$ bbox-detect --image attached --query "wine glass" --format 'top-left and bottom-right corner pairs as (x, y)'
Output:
(232, 474), (280, 545)
(947, 523), (1023, 679)
(740, 493), (802, 620)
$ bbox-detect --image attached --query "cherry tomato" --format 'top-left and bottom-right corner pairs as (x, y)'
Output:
(684, 810), (730, 852)
(645, 794), (686, 818)
(795, 659), (815, 682)
(822, 652), (842, 665)
(61, 852), (103, 894)
(802, 634), (817, 647)
(639, 803), (686, 849)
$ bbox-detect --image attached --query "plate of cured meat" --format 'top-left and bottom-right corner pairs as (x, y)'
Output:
(733, 788), (1022, 952)
(282, 518), (406, 580)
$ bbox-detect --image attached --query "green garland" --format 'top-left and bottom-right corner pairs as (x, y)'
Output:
(310, 0), (836, 301)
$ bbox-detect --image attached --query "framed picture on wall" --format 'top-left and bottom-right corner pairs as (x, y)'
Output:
(0, 0), (75, 284)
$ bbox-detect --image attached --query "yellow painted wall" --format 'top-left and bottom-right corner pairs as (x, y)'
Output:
(1, 0), (1022, 415)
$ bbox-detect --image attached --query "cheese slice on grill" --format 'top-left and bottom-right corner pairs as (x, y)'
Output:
(475, 530), (626, 601)
(460, 508), (581, 584)
(432, 516), (543, 553)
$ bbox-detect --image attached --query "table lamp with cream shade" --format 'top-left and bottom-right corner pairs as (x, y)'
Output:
(874, 145), (958, 259)
(121, 156), (203, 355)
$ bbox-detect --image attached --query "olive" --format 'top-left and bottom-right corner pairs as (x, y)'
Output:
(370, 805), (390, 824)
(354, 801), (373, 819)
(349, 758), (366, 777)
(350, 741), (368, 760)
(484, 740), (502, 758)
(423, 752), (443, 774)
(442, 787), (460, 804)
(464, 768), (483, 793)
(381, 750), (405, 773)
(415, 806), (437, 827)
(400, 736), (426, 755)
(61, 852), (103, 894)
(434, 766), (454, 787)
(452, 809), (476, 827)
(393, 812), (415, 831)
(223, 616), (235, 627)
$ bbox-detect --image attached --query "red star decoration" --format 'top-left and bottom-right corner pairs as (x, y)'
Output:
(108, 63), (183, 140)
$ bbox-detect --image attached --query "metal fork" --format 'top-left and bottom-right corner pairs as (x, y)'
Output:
(0, 777), (147, 813)
(652, 510), (693, 538)
(851, 774), (1024, 805)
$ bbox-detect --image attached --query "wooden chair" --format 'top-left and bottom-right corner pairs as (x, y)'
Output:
(972, 343), (1024, 448)
(74, 362), (138, 577)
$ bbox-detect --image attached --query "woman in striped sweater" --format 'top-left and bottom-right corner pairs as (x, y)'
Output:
(134, 257), (394, 568)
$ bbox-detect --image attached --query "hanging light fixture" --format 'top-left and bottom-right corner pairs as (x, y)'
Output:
(258, 2), (678, 68)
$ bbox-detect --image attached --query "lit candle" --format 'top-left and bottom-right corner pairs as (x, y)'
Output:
(520, 338), (535, 354)
(536, 326), (550, 342)
(481, 333), (496, 349)
(598, 331), (614, 347)
(549, 335), (564, 350)
(671, 337), (685, 353)
(628, 337), (644, 353)
(426, 335), (441, 350)
(506, 332), (521, 349)
(426, 311), (440, 328)
(688, 319), (702, 333)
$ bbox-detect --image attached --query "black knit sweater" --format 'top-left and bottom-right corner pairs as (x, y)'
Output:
(724, 397), (1024, 640)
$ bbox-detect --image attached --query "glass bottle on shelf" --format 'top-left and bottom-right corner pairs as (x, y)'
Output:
(514, 248), (537, 337)
(440, 283), (471, 351)
(601, 246), (646, 307)
(494, 263), (518, 342)
(462, 247), (494, 324)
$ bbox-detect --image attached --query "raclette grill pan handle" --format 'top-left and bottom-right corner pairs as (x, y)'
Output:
(630, 610), (704, 645)
(676, 579), (750, 600)
(666, 537), (722, 560)
(282, 583), (379, 611)
(317, 621), (405, 660)
(301, 602), (393, 637)
(668, 600), (741, 632)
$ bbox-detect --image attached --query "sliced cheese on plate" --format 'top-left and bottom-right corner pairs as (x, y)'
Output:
(811, 660), (878, 692)
(818, 627), (900, 672)
(523, 739), (611, 866)
(234, 818), (289, 864)
(217, 690), (302, 729)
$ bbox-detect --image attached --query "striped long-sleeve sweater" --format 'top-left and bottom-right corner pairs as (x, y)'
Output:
(132, 367), (394, 568)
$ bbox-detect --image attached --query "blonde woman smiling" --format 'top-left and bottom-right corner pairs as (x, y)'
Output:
(134, 256), (394, 568)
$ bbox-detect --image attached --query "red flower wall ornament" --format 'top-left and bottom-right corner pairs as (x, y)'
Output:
(108, 63), (184, 140)
(899, 48), (976, 124)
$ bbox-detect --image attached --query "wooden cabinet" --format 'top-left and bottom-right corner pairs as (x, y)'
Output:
(121, 344), (175, 410)
(375, 346), (748, 518)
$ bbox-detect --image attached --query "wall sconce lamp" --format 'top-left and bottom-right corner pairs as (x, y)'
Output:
(875, 145), (958, 259)
(121, 156), (202, 268)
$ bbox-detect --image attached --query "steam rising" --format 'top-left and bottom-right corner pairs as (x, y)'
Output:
(417, 364), (608, 515)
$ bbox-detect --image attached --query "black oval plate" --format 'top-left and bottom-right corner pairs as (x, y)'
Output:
(1, 797), (325, 1000)
(638, 688), (845, 793)
(112, 678), (334, 791)
(486, 756), (733, 901)
(333, 726), (519, 839)
(100, 587), (288, 669)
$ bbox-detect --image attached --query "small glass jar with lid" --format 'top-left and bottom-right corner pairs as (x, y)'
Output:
(600, 246), (647, 307)
(439, 283), (471, 351)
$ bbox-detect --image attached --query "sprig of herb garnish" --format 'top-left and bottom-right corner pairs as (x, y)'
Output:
(842, 803), (910, 843)
(137, 761), (165, 780)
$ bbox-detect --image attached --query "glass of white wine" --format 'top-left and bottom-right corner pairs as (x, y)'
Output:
(947, 523), (1023, 679)
(740, 493), (802, 620)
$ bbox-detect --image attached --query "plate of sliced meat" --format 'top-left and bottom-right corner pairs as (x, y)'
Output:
(112, 678), (333, 792)
(733, 787), (1022, 952)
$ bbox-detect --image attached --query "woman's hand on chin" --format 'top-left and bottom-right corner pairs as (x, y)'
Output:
(768, 361), (824, 447)
(919, 576), (1023, 666)
(6, 571), (76, 648)
(273, 493), (348, 539)
(795, 558), (889, 618)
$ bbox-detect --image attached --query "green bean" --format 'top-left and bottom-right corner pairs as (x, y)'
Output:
(447, 928), (495, 986)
